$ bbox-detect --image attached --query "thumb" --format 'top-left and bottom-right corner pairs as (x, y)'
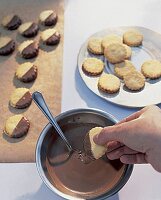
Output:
(94, 121), (134, 145)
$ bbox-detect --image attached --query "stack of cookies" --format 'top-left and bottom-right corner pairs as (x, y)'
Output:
(82, 29), (161, 94)
(2, 10), (61, 139)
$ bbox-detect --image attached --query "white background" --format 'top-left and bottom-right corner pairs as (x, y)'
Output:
(1, 0), (161, 199)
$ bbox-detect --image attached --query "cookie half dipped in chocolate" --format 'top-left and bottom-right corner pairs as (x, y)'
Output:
(2, 14), (22, 30)
(84, 127), (106, 159)
(4, 114), (30, 138)
(41, 28), (60, 45)
(18, 40), (39, 59)
(18, 22), (39, 37)
(10, 88), (32, 109)
(0, 37), (15, 55)
(39, 10), (58, 26)
(16, 62), (38, 83)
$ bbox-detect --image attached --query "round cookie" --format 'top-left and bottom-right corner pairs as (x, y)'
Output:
(82, 57), (104, 76)
(141, 60), (161, 79)
(124, 71), (145, 91)
(41, 28), (60, 45)
(18, 22), (39, 37)
(98, 73), (121, 93)
(4, 114), (30, 138)
(18, 40), (39, 59)
(0, 37), (15, 55)
(87, 37), (103, 55)
(123, 30), (143, 47)
(39, 10), (58, 26)
(114, 60), (136, 79)
(2, 14), (22, 30)
(104, 43), (127, 64)
(123, 44), (132, 59)
(16, 62), (37, 83)
(10, 88), (32, 109)
(102, 34), (122, 49)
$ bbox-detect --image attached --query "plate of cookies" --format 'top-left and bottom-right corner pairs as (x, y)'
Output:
(78, 26), (161, 107)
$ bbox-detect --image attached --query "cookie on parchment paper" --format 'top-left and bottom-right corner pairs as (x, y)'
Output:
(18, 40), (39, 59)
(98, 73), (121, 93)
(15, 62), (37, 83)
(123, 30), (143, 47)
(87, 37), (103, 55)
(141, 60), (161, 79)
(2, 14), (22, 30)
(10, 88), (32, 109)
(4, 114), (30, 138)
(82, 57), (104, 76)
(18, 22), (39, 38)
(39, 10), (58, 26)
(41, 28), (60, 45)
(124, 71), (145, 91)
(0, 37), (15, 56)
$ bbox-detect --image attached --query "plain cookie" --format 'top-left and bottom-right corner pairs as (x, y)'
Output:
(102, 34), (122, 49)
(87, 37), (103, 55)
(123, 30), (143, 47)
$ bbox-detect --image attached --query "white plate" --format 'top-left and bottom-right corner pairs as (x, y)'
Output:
(77, 26), (161, 107)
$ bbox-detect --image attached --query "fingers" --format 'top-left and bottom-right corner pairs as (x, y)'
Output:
(106, 146), (138, 160)
(120, 154), (147, 164)
(106, 141), (124, 152)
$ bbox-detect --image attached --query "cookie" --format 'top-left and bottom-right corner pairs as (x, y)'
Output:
(123, 30), (143, 47)
(124, 71), (145, 91)
(18, 22), (39, 37)
(0, 37), (15, 55)
(82, 57), (104, 76)
(16, 62), (37, 83)
(10, 88), (32, 109)
(141, 60), (161, 79)
(18, 40), (39, 59)
(87, 37), (103, 55)
(123, 44), (132, 59)
(102, 34), (122, 49)
(41, 28), (60, 45)
(39, 10), (58, 26)
(4, 114), (30, 138)
(2, 14), (22, 30)
(98, 73), (121, 93)
(114, 60), (136, 79)
(84, 127), (106, 159)
(104, 43), (127, 64)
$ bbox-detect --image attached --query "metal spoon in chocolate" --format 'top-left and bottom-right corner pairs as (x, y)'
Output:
(32, 91), (76, 154)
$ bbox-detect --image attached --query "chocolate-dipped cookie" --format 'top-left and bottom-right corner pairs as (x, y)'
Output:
(2, 14), (22, 30)
(0, 37), (15, 55)
(16, 62), (38, 83)
(4, 114), (30, 138)
(10, 88), (32, 109)
(39, 10), (58, 26)
(18, 22), (39, 37)
(18, 40), (39, 59)
(41, 28), (60, 45)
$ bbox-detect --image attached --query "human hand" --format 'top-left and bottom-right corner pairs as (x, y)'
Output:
(94, 105), (161, 172)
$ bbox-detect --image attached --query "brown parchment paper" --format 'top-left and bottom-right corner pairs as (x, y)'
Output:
(0, 0), (64, 162)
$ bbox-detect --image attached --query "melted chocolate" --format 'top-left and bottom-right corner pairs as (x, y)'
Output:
(0, 40), (15, 55)
(44, 13), (57, 26)
(7, 15), (22, 30)
(16, 91), (32, 109)
(46, 32), (60, 45)
(12, 117), (30, 138)
(46, 123), (126, 199)
(21, 66), (37, 82)
(22, 42), (39, 59)
(23, 23), (39, 37)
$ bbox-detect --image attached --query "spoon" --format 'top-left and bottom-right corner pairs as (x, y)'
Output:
(32, 91), (74, 153)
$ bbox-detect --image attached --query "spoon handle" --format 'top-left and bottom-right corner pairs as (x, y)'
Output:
(32, 91), (73, 151)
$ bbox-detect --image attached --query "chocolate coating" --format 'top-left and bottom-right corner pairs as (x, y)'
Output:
(15, 91), (32, 109)
(21, 42), (39, 59)
(7, 15), (22, 30)
(45, 32), (60, 45)
(12, 117), (30, 138)
(44, 13), (57, 26)
(22, 23), (39, 37)
(20, 65), (37, 82)
(0, 40), (15, 55)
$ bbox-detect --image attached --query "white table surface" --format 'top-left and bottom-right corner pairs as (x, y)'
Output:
(1, 0), (161, 199)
